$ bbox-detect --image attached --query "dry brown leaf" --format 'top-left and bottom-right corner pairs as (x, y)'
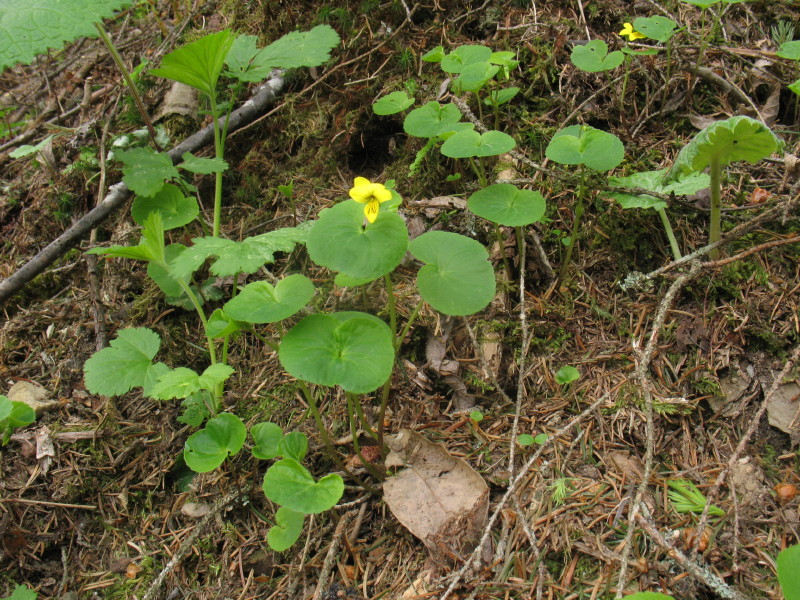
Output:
(7, 380), (58, 415)
(383, 429), (490, 568)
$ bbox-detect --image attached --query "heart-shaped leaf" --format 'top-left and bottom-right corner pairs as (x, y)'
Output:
(150, 29), (235, 97)
(373, 91), (415, 115)
(251, 422), (283, 460)
(403, 102), (465, 138)
(468, 183), (546, 226)
(149, 363), (234, 400)
(451, 61), (499, 93)
(778, 41), (800, 60)
(267, 507), (305, 551)
(184, 413), (246, 473)
(607, 168), (710, 210)
(777, 543), (800, 600)
(440, 44), (492, 73)
(179, 152), (228, 174)
(545, 125), (624, 171)
(633, 16), (678, 42)
(484, 87), (520, 107)
(306, 200), (408, 280)
(666, 115), (783, 179)
(570, 40), (624, 72)
(262, 458), (344, 513)
(409, 231), (495, 316)
(223, 274), (314, 324)
(440, 129), (516, 158)
(278, 431), (308, 462)
(116, 148), (179, 198)
(132, 184), (199, 230)
(279, 312), (394, 393)
(205, 308), (242, 338)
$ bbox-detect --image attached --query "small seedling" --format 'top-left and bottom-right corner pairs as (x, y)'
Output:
(667, 479), (725, 516)
(0, 395), (36, 445)
(555, 365), (581, 386)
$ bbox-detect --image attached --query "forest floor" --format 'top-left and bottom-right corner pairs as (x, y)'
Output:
(1, 0), (799, 599)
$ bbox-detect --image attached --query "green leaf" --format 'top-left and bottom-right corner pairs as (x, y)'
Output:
(484, 87), (520, 107)
(170, 226), (309, 279)
(778, 41), (800, 61)
(0, 0), (130, 71)
(409, 231), (496, 316)
(131, 184), (198, 230)
(147, 244), (189, 298)
(667, 479), (725, 516)
(89, 212), (166, 265)
(546, 125), (624, 171)
(224, 34), (271, 82)
(0, 395), (36, 445)
(149, 364), (234, 400)
(555, 365), (580, 385)
(252, 25), (339, 70)
(5, 584), (38, 600)
(183, 413), (246, 473)
(607, 168), (710, 210)
(251, 422), (283, 460)
(421, 46), (445, 62)
(306, 200), (408, 280)
(451, 61), (499, 93)
(517, 434), (534, 446)
(180, 152), (228, 174)
(621, 47), (659, 56)
(468, 183), (546, 226)
(440, 45), (492, 73)
(633, 16), (678, 42)
(267, 507), (305, 551)
(149, 29), (235, 97)
(278, 432), (308, 462)
(778, 543), (800, 600)
(262, 458), (344, 513)
(205, 308), (242, 338)
(223, 274), (314, 324)
(681, 0), (719, 7)
(373, 91), (415, 115)
(403, 102), (466, 138)
(623, 594), (675, 600)
(9, 134), (54, 159)
(790, 79), (800, 97)
(570, 40), (624, 72)
(83, 328), (168, 396)
(116, 148), (179, 198)
(334, 272), (378, 287)
(177, 392), (211, 427)
(666, 115), (783, 179)
(279, 312), (395, 394)
(440, 129), (516, 158)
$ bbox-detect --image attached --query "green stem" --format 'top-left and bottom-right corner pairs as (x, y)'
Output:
(467, 157), (486, 186)
(94, 23), (162, 151)
(346, 394), (385, 481)
(298, 381), (377, 493)
(620, 55), (630, 112)
(657, 207), (682, 262)
(209, 93), (224, 238)
(557, 170), (588, 283)
(695, 8), (721, 72)
(248, 328), (279, 352)
(175, 279), (216, 365)
(494, 223), (512, 282)
(384, 273), (397, 342)
(708, 154), (722, 260)
(396, 299), (424, 350)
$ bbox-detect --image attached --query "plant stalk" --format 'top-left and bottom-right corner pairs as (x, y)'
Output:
(657, 207), (682, 262)
(708, 154), (722, 260)
(557, 170), (588, 283)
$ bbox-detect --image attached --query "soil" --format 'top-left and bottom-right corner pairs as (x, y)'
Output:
(1, 1), (799, 599)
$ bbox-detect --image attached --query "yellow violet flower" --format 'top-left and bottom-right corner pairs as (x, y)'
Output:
(619, 23), (646, 41)
(349, 176), (392, 223)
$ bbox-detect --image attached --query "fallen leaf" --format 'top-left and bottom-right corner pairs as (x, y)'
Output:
(766, 374), (800, 437)
(748, 187), (770, 204)
(7, 381), (59, 415)
(181, 502), (211, 518)
(383, 429), (490, 569)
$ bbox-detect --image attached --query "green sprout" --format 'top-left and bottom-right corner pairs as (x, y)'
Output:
(667, 479), (725, 516)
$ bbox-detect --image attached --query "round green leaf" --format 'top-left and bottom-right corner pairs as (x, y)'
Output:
(223, 274), (314, 324)
(789, 79), (800, 97)
(621, 47), (659, 56)
(267, 507), (305, 551)
(517, 434), (535, 446)
(409, 231), (496, 316)
(279, 312), (394, 393)
(373, 91), (415, 115)
(484, 87), (520, 106)
(440, 44), (492, 73)
(334, 272), (378, 287)
(633, 16), (678, 42)
(251, 422), (283, 460)
(555, 365), (580, 385)
(262, 458), (344, 513)
(183, 413), (246, 473)
(546, 125), (624, 171)
(777, 543), (800, 600)
(148, 243), (189, 298)
(666, 115), (783, 179)
(468, 183), (546, 226)
(403, 102), (464, 138)
(623, 594), (675, 600)
(132, 183), (199, 230)
(570, 40), (624, 72)
(205, 308), (242, 338)
(451, 61), (499, 93)
(778, 41), (800, 61)
(307, 200), (408, 280)
(278, 431), (308, 462)
(440, 129), (516, 158)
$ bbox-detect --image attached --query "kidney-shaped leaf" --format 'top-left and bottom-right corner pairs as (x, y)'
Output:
(546, 125), (624, 171)
(262, 458), (344, 513)
(132, 184), (199, 230)
(279, 431), (308, 462)
(570, 40), (624, 72)
(607, 168), (710, 210)
(778, 41), (800, 61)
(410, 231), (495, 316)
(440, 44), (492, 73)
(307, 200), (408, 280)
(403, 102), (465, 138)
(441, 129), (516, 158)
(251, 422), (283, 460)
(468, 183), (546, 226)
(150, 30), (235, 98)
(280, 312), (394, 393)
(184, 412), (246, 473)
(777, 543), (800, 600)
(373, 91), (415, 115)
(223, 274), (314, 324)
(267, 507), (305, 551)
(633, 15), (678, 42)
(666, 115), (783, 179)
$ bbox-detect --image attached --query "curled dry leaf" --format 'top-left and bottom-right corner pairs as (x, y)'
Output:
(383, 429), (490, 569)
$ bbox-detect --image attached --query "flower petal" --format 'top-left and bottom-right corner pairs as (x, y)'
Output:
(353, 176), (371, 187)
(364, 200), (380, 223)
(373, 186), (393, 203)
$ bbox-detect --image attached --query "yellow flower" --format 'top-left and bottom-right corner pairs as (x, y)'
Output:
(619, 22), (646, 41)
(349, 176), (392, 223)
